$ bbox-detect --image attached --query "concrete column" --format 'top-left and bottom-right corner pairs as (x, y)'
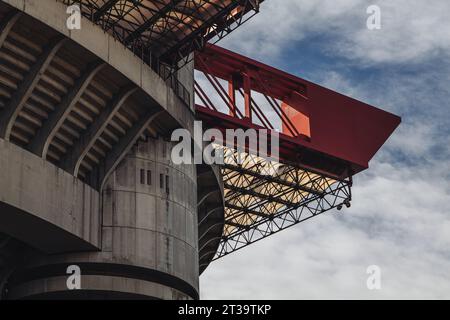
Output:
(5, 137), (199, 300)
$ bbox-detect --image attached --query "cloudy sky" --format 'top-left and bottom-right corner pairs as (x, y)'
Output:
(199, 0), (450, 299)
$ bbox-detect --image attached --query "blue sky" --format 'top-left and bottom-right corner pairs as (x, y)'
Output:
(200, 0), (450, 299)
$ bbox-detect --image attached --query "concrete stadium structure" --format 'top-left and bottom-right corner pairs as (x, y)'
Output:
(0, 0), (230, 300)
(0, 0), (400, 300)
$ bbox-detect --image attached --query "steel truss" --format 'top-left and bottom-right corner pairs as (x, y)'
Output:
(194, 45), (399, 261)
(213, 146), (352, 260)
(60, 1), (262, 67)
(195, 51), (304, 139)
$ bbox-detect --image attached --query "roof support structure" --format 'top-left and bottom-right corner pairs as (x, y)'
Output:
(225, 203), (271, 219)
(216, 178), (352, 259)
(222, 163), (324, 197)
(224, 183), (296, 208)
(93, 0), (120, 22)
(124, 0), (185, 45)
(159, 0), (260, 62)
(60, 0), (263, 66)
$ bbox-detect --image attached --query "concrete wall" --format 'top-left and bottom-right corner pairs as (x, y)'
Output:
(6, 138), (199, 300)
(177, 56), (195, 112)
(0, 138), (100, 253)
(0, 0), (204, 300)
(101, 138), (199, 291)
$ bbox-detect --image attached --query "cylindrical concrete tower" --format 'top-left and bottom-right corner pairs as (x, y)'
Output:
(6, 138), (199, 300)
(0, 0), (402, 302)
(0, 0), (229, 300)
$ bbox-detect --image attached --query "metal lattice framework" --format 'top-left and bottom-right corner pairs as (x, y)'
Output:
(194, 45), (400, 261)
(60, 0), (262, 66)
(213, 146), (352, 259)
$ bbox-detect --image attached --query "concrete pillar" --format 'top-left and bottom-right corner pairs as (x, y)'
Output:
(5, 137), (199, 300)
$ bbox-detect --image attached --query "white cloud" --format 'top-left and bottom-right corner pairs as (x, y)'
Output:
(222, 0), (450, 65)
(200, 158), (450, 299)
(199, 0), (450, 300)
(342, 0), (450, 64)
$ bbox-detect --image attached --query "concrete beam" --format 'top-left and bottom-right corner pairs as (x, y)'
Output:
(27, 61), (106, 158)
(61, 86), (138, 176)
(99, 108), (163, 191)
(0, 10), (21, 48)
(0, 37), (67, 140)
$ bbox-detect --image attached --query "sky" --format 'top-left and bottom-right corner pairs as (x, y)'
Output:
(199, 0), (450, 299)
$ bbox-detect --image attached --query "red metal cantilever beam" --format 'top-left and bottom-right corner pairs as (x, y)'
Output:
(194, 44), (401, 178)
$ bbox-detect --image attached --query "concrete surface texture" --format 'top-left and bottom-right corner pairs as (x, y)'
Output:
(5, 138), (199, 300)
(0, 0), (224, 300)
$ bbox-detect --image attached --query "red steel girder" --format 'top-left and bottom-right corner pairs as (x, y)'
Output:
(194, 44), (401, 177)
